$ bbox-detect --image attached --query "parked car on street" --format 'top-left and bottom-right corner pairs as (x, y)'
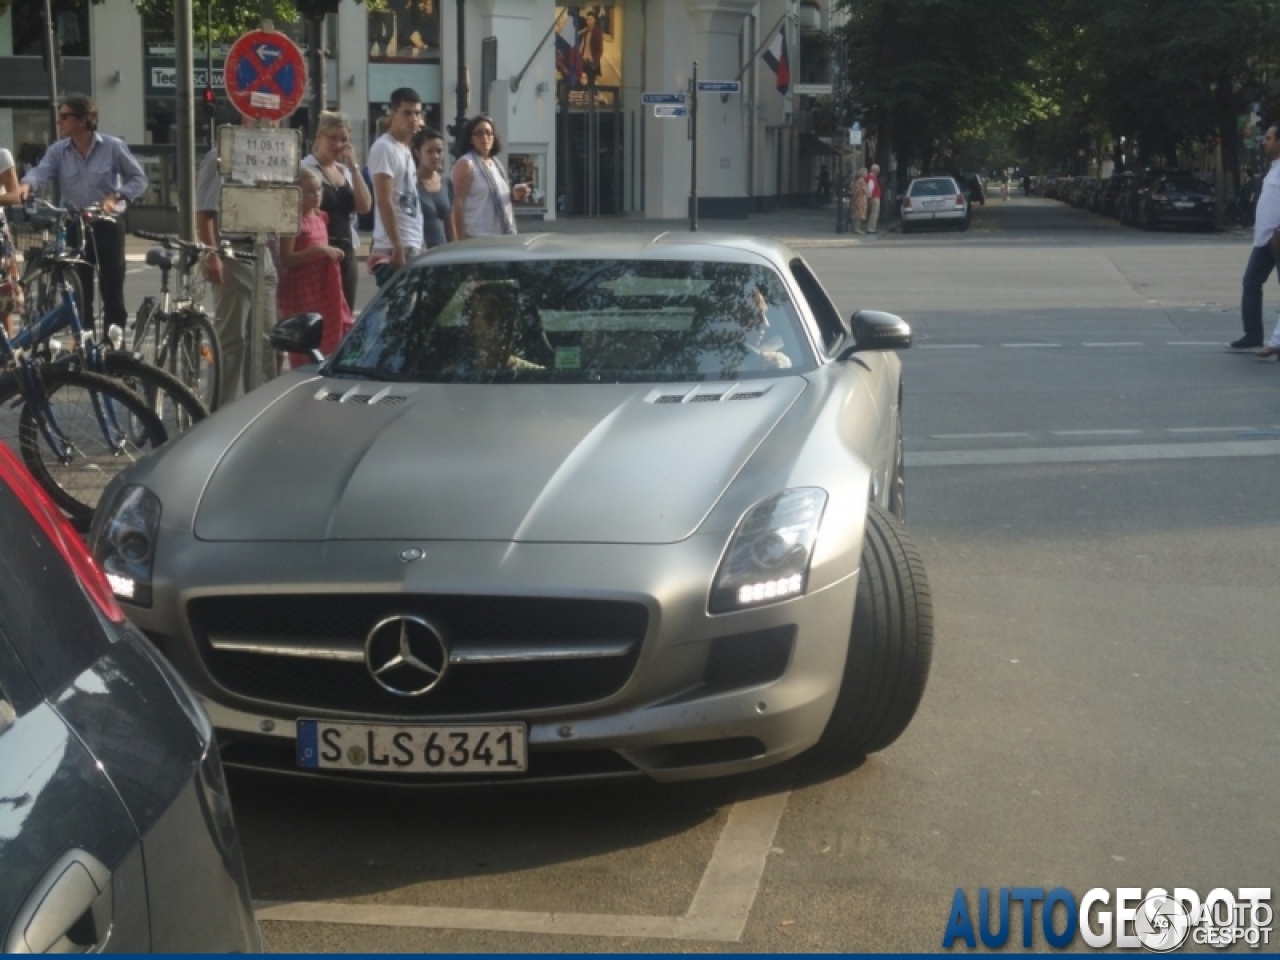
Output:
(1098, 172), (1135, 217)
(1137, 174), (1216, 231)
(1119, 168), (1192, 225)
(900, 176), (970, 232)
(92, 233), (934, 787)
(0, 444), (259, 953)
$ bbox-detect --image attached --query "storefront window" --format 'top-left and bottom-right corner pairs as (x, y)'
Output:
(370, 0), (439, 62)
(507, 151), (547, 216)
(10, 1), (90, 58)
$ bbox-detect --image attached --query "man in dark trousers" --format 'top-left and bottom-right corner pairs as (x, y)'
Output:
(19, 93), (147, 335)
(1231, 124), (1280, 350)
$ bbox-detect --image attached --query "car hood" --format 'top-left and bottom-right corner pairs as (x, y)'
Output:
(193, 379), (805, 544)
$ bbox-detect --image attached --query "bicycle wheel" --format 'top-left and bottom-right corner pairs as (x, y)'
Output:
(100, 351), (208, 439)
(132, 297), (162, 363)
(19, 263), (85, 344)
(17, 366), (167, 524)
(166, 309), (221, 413)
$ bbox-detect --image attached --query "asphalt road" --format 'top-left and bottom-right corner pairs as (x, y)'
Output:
(25, 198), (1280, 951)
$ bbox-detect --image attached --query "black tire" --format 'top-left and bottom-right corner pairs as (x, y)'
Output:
(162, 310), (222, 413)
(100, 351), (209, 438)
(811, 503), (934, 760)
(16, 367), (168, 523)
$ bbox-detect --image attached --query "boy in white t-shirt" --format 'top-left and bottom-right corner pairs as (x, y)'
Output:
(368, 87), (425, 286)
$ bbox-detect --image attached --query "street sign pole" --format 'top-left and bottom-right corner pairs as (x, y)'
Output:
(689, 61), (698, 232)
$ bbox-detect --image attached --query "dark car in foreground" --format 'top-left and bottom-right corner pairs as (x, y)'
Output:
(93, 234), (934, 787)
(1137, 174), (1216, 231)
(0, 445), (259, 952)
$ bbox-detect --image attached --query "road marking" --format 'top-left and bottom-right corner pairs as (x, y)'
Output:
(908, 438), (1280, 467)
(1082, 341), (1143, 347)
(930, 432), (1031, 440)
(254, 788), (791, 943)
(919, 344), (981, 349)
(1166, 341), (1227, 346)
(1051, 429), (1143, 436)
(1166, 426), (1263, 434)
(1001, 342), (1061, 348)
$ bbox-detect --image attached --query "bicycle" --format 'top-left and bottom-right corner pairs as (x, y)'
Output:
(0, 272), (167, 527)
(14, 197), (98, 334)
(132, 230), (230, 413)
(9, 200), (208, 439)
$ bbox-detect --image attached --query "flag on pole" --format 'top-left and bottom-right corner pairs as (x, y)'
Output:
(555, 7), (583, 89)
(762, 24), (790, 95)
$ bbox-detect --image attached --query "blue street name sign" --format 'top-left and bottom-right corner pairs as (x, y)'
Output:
(653, 105), (688, 118)
(642, 92), (686, 104)
(696, 81), (740, 93)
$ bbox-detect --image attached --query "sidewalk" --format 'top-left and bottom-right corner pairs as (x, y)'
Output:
(124, 202), (896, 261)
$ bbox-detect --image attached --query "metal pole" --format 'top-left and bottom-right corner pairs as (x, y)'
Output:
(689, 60), (698, 232)
(451, 0), (468, 151)
(42, 0), (60, 141)
(206, 0), (215, 147)
(309, 14), (326, 142)
(175, 0), (197, 241)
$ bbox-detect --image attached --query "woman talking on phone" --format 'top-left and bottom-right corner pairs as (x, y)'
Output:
(301, 111), (372, 311)
(450, 114), (529, 239)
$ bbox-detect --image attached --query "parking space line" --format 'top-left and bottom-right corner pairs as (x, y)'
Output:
(1051, 429), (1143, 436)
(908, 438), (1280, 467)
(1001, 342), (1061, 348)
(254, 787), (791, 943)
(930, 432), (1031, 440)
(1082, 341), (1143, 347)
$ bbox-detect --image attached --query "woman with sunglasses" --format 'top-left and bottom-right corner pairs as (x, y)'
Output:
(450, 114), (530, 240)
(301, 112), (372, 311)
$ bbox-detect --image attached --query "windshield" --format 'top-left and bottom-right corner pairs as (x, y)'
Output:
(327, 259), (811, 383)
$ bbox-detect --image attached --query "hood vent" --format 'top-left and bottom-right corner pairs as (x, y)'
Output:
(316, 386), (410, 406)
(648, 385), (772, 405)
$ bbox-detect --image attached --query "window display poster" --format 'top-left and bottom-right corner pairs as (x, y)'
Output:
(370, 0), (440, 62)
(554, 6), (622, 89)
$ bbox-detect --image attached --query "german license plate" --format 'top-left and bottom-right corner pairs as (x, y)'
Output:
(297, 720), (527, 773)
(1173, 201), (1193, 208)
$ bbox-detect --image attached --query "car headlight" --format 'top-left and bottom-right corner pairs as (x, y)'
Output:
(89, 485), (161, 607)
(709, 488), (827, 614)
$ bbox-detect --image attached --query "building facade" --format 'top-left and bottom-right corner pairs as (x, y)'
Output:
(0, 0), (839, 222)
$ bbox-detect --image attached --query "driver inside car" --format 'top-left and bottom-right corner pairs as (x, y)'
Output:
(459, 283), (543, 373)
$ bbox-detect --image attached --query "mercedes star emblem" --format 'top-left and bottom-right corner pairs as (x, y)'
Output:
(364, 614), (449, 696)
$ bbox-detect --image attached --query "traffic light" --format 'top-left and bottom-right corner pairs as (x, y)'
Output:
(202, 87), (217, 118)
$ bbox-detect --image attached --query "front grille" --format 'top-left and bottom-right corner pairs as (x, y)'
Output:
(188, 595), (648, 717)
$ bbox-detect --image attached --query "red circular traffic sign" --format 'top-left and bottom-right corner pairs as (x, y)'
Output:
(224, 30), (308, 122)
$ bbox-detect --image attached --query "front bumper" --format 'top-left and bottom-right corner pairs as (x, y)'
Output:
(128, 535), (861, 784)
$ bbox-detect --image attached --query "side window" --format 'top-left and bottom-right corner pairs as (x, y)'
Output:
(790, 258), (846, 354)
(0, 487), (109, 699)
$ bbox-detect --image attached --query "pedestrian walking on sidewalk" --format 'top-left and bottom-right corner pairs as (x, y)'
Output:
(302, 111), (371, 313)
(1230, 124), (1280, 351)
(852, 169), (869, 234)
(866, 164), (882, 233)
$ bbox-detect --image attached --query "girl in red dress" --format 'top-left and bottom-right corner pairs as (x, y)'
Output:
(278, 167), (353, 368)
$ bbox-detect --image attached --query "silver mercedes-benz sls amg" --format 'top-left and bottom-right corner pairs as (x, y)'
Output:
(91, 233), (933, 786)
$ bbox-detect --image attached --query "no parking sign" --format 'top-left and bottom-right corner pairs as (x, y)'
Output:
(224, 29), (307, 122)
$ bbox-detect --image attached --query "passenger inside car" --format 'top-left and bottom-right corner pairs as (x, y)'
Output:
(461, 283), (543, 372)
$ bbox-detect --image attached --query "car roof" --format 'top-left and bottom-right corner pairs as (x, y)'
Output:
(412, 233), (799, 269)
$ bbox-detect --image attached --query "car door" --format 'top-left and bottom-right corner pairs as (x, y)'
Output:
(0, 481), (151, 953)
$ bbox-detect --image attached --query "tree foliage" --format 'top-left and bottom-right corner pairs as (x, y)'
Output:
(836, 0), (1280, 188)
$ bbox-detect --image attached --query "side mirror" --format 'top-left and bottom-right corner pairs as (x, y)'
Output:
(270, 312), (324, 362)
(838, 310), (912, 358)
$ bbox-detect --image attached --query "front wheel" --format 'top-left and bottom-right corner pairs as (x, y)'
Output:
(100, 351), (209, 438)
(809, 504), (934, 761)
(161, 310), (221, 413)
(17, 367), (168, 524)
(19, 263), (85, 345)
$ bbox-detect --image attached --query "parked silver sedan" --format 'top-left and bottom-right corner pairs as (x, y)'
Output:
(91, 234), (933, 786)
(900, 176), (970, 232)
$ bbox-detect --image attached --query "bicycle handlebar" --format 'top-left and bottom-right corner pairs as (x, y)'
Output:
(132, 230), (256, 263)
(23, 197), (118, 227)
